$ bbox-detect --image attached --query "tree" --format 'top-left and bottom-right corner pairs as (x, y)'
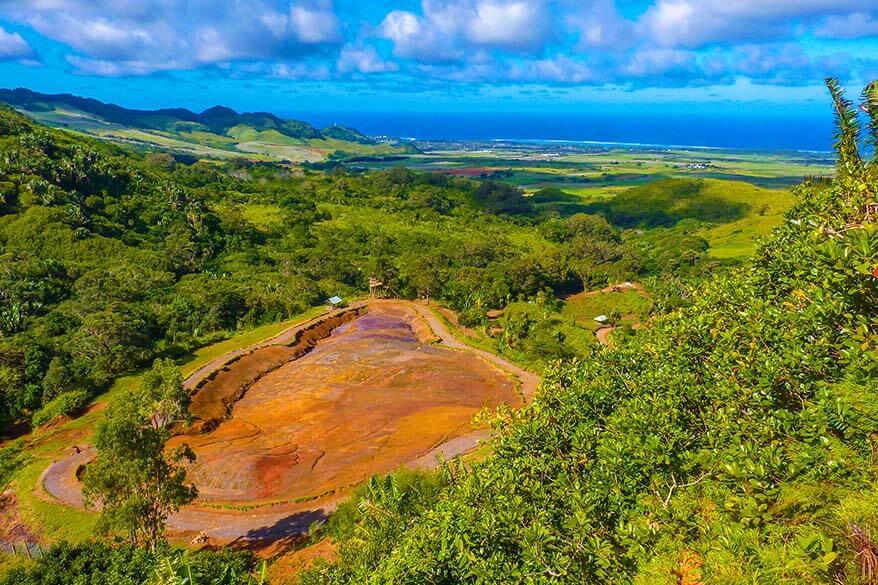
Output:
(82, 358), (197, 551)
(826, 76), (862, 176)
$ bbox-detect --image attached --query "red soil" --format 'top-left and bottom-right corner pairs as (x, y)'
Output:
(0, 491), (40, 544)
(172, 302), (519, 505)
(269, 539), (337, 583)
(188, 309), (364, 430)
(40, 300), (538, 549)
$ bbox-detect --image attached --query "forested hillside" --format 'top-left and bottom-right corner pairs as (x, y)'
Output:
(297, 83), (878, 583)
(0, 89), (348, 142)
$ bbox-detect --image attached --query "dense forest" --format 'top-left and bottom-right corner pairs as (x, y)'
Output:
(1, 78), (875, 584)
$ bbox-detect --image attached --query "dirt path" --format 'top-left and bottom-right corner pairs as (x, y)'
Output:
(596, 326), (615, 347)
(39, 299), (540, 547)
(40, 445), (333, 547)
(39, 446), (94, 509)
(407, 301), (540, 400)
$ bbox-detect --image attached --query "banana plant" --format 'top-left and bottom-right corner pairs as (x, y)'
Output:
(152, 551), (268, 585)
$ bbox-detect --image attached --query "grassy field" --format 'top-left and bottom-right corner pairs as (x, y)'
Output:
(357, 144), (833, 190)
(562, 289), (653, 329)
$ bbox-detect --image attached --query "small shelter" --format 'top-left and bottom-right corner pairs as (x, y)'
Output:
(327, 296), (344, 308)
(593, 315), (609, 324)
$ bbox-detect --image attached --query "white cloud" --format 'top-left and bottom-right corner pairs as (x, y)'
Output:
(0, 24), (35, 60)
(570, 0), (633, 50)
(639, 0), (878, 48)
(290, 2), (341, 44)
(270, 61), (332, 79)
(508, 55), (595, 83)
(65, 54), (170, 76)
(0, 0), (876, 88)
(378, 0), (553, 62)
(465, 0), (549, 48)
(337, 44), (397, 74)
(0, 0), (341, 74)
(624, 48), (694, 77)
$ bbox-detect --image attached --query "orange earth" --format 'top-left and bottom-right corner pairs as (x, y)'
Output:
(169, 301), (520, 506)
(39, 300), (535, 549)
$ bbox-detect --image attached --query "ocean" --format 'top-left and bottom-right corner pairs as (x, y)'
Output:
(295, 111), (834, 153)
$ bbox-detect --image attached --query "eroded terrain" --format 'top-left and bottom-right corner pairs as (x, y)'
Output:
(174, 302), (519, 504)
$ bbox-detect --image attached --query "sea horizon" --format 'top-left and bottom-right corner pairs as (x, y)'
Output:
(293, 110), (835, 153)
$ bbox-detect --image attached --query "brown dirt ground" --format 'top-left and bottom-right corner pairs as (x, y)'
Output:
(268, 539), (337, 584)
(188, 309), (364, 429)
(172, 302), (519, 505)
(39, 299), (539, 558)
(0, 491), (39, 543)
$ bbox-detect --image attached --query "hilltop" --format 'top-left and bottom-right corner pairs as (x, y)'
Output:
(0, 88), (413, 163)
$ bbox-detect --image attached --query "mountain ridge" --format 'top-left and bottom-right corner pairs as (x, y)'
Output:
(0, 87), (375, 144)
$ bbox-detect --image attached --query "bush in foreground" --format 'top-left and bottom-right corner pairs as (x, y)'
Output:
(298, 79), (878, 584)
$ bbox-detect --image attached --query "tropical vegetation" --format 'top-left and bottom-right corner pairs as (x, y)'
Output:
(296, 79), (878, 583)
(2, 79), (873, 583)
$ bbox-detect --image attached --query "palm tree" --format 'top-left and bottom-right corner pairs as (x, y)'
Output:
(825, 77), (862, 176)
(861, 81), (878, 165)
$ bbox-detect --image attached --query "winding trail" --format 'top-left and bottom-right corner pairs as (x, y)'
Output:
(40, 300), (540, 547)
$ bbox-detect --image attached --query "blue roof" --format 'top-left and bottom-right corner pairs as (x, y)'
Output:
(328, 296), (343, 304)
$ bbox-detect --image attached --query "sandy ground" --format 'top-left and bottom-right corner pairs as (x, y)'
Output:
(39, 300), (539, 548)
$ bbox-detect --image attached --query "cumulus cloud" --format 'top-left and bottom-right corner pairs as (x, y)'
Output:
(269, 61), (332, 80)
(572, 2), (633, 50)
(0, 24), (35, 60)
(623, 48), (695, 77)
(815, 12), (878, 40)
(0, 0), (876, 88)
(507, 56), (595, 83)
(639, 0), (878, 48)
(337, 44), (397, 74)
(0, 0), (341, 74)
(378, 0), (554, 62)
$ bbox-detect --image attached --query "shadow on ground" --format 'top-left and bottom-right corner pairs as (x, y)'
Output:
(229, 509), (329, 553)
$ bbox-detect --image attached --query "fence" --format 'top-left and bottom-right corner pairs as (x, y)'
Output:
(0, 540), (43, 560)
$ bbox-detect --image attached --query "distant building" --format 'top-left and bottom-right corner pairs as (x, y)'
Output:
(594, 315), (609, 324)
(327, 296), (344, 308)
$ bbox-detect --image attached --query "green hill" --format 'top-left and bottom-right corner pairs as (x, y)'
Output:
(0, 88), (409, 163)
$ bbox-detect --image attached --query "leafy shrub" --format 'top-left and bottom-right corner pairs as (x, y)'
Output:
(0, 542), (259, 585)
(31, 390), (90, 426)
(297, 79), (878, 584)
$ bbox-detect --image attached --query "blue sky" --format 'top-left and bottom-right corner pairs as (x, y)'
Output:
(0, 0), (876, 115)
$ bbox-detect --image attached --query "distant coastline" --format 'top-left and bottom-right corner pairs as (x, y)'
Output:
(295, 111), (834, 153)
